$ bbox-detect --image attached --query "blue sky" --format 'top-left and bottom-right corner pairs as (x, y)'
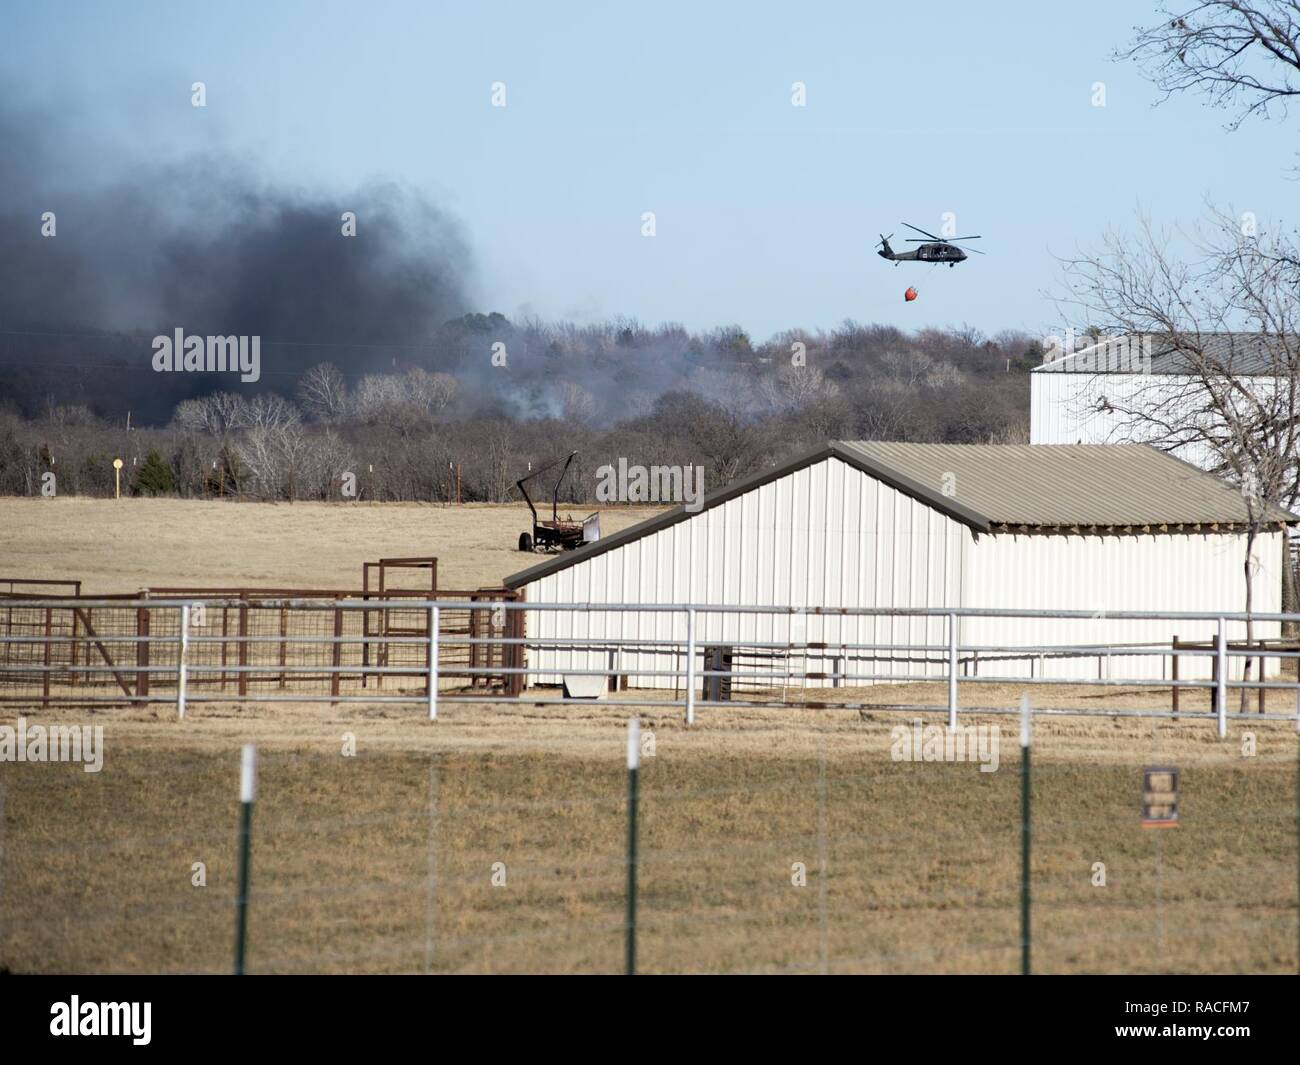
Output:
(6, 0), (1298, 342)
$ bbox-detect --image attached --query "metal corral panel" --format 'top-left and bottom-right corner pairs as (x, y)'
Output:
(963, 530), (1284, 681)
(526, 455), (967, 689)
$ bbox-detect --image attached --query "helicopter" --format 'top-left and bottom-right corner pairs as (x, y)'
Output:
(877, 222), (983, 267)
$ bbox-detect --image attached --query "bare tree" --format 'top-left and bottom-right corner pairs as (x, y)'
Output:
(1124, 2), (1300, 131)
(3, 317), (1040, 502)
(405, 368), (459, 414)
(41, 399), (97, 427)
(297, 429), (355, 500)
(488, 432), (514, 503)
(236, 420), (308, 500)
(349, 369), (456, 433)
(1058, 208), (1300, 695)
(559, 381), (597, 423)
(757, 365), (840, 413)
(351, 373), (405, 416)
(235, 392), (302, 432)
(173, 392), (248, 436)
(880, 349), (937, 389)
(297, 363), (350, 422)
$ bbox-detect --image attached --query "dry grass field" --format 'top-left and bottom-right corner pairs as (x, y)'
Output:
(0, 496), (665, 593)
(0, 498), (1296, 974)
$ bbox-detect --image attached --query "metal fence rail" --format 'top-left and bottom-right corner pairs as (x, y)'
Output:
(2, 597), (1300, 735)
(0, 592), (525, 711)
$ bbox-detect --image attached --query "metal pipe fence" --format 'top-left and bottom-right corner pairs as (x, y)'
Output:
(3, 597), (1300, 735)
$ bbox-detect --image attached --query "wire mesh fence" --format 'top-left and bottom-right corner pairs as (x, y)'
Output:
(0, 712), (1295, 974)
(0, 598), (1297, 973)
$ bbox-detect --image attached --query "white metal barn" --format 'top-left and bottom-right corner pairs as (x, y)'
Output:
(504, 442), (1296, 690)
(1030, 333), (1286, 469)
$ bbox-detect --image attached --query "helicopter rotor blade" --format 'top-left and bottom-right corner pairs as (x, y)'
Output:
(904, 235), (982, 243)
(901, 222), (942, 241)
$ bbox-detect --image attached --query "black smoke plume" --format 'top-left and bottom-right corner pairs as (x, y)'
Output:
(0, 94), (474, 423)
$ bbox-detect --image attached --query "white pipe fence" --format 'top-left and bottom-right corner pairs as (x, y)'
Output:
(2, 598), (1299, 736)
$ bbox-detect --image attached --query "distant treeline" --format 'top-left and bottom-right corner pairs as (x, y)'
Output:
(0, 318), (1038, 502)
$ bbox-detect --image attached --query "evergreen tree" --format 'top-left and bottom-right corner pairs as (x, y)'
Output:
(135, 449), (176, 496)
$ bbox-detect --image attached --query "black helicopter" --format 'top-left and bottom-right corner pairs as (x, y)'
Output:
(877, 222), (983, 267)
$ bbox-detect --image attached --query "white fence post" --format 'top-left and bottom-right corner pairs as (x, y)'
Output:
(177, 603), (190, 720)
(947, 612), (958, 732)
(1215, 616), (1227, 739)
(685, 607), (697, 725)
(427, 605), (440, 720)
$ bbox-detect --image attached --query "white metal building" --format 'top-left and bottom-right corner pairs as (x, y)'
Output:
(1030, 333), (1287, 469)
(504, 442), (1295, 688)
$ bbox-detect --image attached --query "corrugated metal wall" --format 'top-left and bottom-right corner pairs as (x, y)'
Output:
(1030, 372), (1277, 472)
(523, 455), (1282, 689)
(526, 455), (967, 688)
(1031, 371), (1150, 446)
(964, 530), (1283, 681)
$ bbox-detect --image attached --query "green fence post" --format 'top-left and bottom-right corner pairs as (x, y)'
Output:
(1020, 695), (1031, 976)
(235, 744), (256, 975)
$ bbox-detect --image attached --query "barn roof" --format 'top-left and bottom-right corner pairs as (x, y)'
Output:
(1033, 332), (1297, 375)
(502, 442), (1297, 589)
(840, 442), (1296, 527)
